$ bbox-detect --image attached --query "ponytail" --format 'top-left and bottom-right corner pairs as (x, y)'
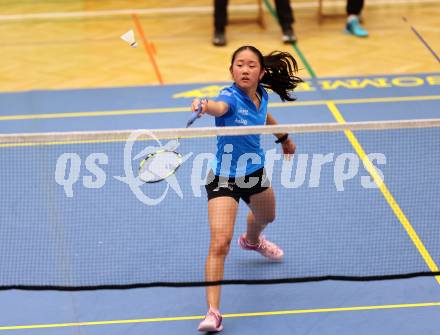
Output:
(261, 51), (303, 101)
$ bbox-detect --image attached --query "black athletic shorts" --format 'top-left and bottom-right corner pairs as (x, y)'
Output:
(205, 167), (270, 204)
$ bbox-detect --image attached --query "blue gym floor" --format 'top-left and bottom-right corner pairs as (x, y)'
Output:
(1, 72), (440, 334)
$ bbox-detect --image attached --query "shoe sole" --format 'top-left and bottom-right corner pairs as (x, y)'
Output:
(198, 324), (224, 332)
(344, 29), (368, 37)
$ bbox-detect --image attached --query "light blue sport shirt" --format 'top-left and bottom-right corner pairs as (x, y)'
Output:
(211, 83), (269, 177)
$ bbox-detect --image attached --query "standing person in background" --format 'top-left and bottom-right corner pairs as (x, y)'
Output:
(345, 0), (368, 37)
(213, 0), (297, 46)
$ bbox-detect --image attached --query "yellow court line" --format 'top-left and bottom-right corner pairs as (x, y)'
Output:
(0, 138), (131, 148)
(270, 94), (440, 108)
(326, 101), (440, 285)
(0, 302), (439, 331)
(333, 95), (440, 105)
(0, 134), (215, 148)
(0, 107), (188, 121)
(0, 95), (439, 121)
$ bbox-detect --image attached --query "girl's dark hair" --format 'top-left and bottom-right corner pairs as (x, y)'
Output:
(230, 45), (303, 101)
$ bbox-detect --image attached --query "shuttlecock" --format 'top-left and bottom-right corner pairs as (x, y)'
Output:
(120, 30), (138, 48)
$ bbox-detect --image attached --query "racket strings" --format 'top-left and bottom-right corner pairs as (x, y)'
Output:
(139, 150), (183, 183)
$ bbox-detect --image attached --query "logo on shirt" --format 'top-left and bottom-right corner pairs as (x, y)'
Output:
(235, 118), (248, 125)
(238, 108), (249, 116)
(219, 89), (232, 97)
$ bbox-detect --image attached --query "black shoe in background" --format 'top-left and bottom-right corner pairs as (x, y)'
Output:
(282, 27), (297, 44)
(212, 30), (226, 46)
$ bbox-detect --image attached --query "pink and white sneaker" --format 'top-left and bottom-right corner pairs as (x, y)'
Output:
(198, 308), (223, 332)
(238, 234), (284, 261)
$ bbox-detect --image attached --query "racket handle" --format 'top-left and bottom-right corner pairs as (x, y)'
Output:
(186, 111), (199, 128)
(186, 102), (204, 128)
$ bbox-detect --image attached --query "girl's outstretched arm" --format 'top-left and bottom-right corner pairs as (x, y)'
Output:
(191, 98), (229, 117)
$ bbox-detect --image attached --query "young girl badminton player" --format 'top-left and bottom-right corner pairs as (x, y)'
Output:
(191, 45), (302, 332)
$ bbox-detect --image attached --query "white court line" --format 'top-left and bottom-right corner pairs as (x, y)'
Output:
(0, 0), (438, 22)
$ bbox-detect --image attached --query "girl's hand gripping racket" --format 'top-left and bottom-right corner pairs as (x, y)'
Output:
(186, 100), (204, 128)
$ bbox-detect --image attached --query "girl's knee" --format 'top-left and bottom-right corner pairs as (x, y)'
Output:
(260, 210), (276, 224)
(211, 237), (232, 256)
(266, 211), (276, 224)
